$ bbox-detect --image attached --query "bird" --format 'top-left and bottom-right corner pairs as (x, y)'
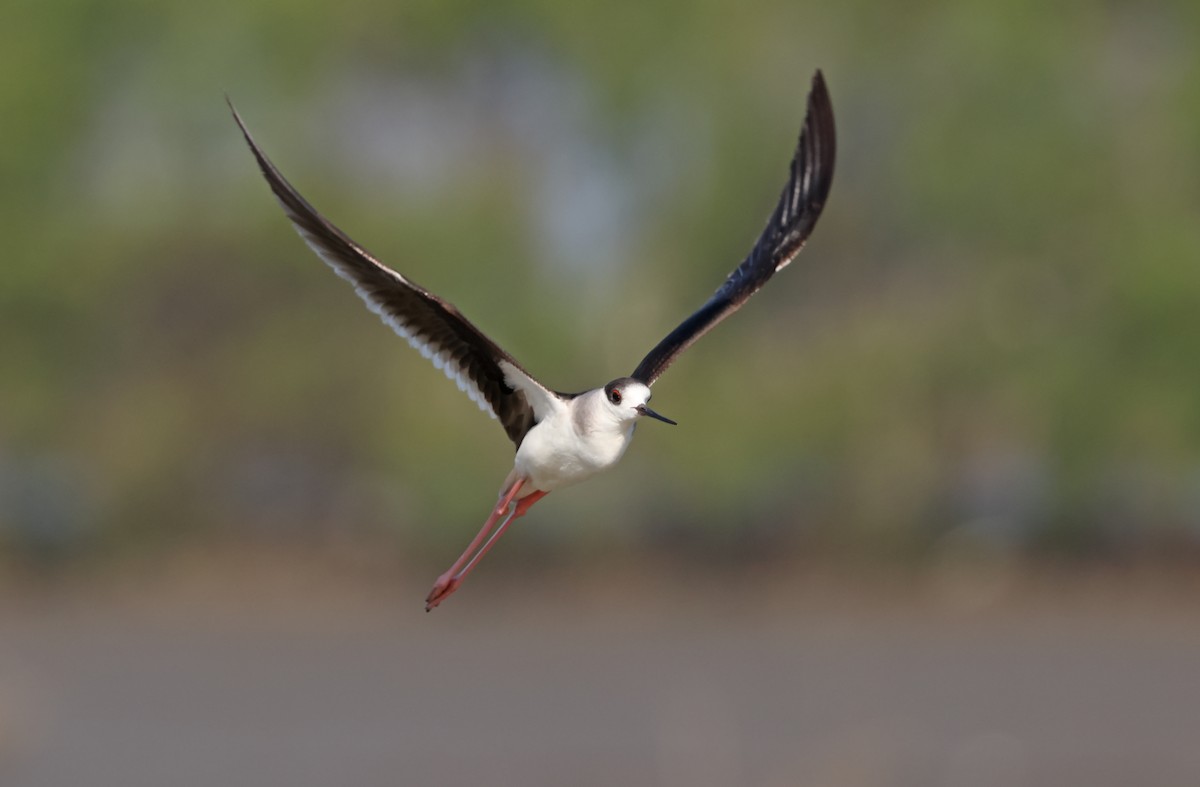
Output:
(229, 69), (836, 610)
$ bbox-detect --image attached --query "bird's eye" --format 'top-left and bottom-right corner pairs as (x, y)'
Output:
(609, 389), (622, 404)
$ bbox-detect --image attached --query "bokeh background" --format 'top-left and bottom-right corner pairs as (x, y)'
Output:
(3, 1), (1200, 785)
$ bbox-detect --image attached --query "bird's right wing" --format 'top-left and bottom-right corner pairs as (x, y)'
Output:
(230, 100), (557, 448)
(630, 70), (836, 386)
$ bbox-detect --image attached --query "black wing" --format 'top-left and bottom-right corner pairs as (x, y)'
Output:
(630, 70), (836, 386)
(229, 100), (553, 448)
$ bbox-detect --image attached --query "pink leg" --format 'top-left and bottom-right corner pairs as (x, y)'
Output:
(424, 480), (550, 611)
(512, 490), (548, 518)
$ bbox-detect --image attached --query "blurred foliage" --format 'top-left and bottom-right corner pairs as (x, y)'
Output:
(2, 0), (1199, 563)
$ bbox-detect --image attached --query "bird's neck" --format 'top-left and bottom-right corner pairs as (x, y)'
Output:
(572, 390), (634, 439)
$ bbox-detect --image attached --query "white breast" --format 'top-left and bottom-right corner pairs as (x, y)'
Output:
(514, 391), (636, 492)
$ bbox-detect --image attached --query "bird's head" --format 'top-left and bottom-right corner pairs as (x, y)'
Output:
(601, 377), (676, 426)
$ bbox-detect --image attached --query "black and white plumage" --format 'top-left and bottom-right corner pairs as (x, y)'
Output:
(227, 104), (550, 447)
(230, 70), (836, 609)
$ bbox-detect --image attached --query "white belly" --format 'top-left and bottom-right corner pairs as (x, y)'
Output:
(514, 412), (635, 492)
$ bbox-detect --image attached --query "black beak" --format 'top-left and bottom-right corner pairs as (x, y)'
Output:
(636, 404), (677, 425)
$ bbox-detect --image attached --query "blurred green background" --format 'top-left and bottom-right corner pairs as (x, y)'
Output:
(3, 0), (1200, 567)
(5, 3), (1200, 786)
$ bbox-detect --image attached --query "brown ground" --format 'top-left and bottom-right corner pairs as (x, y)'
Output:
(1, 551), (1199, 786)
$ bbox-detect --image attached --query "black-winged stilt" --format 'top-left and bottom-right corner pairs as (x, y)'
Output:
(230, 70), (836, 610)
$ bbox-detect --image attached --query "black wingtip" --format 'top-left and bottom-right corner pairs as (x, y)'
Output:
(225, 96), (333, 242)
(803, 70), (836, 204)
(225, 94), (244, 132)
(226, 96), (263, 166)
(808, 70), (834, 145)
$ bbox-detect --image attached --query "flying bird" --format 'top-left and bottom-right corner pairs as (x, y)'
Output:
(230, 70), (836, 610)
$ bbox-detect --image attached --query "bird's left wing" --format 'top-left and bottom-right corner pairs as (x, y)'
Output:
(630, 70), (836, 386)
(229, 101), (554, 448)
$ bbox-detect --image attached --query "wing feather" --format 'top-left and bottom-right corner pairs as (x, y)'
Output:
(229, 100), (552, 448)
(630, 70), (837, 386)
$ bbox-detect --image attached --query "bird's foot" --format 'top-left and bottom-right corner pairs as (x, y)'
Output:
(425, 573), (461, 611)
